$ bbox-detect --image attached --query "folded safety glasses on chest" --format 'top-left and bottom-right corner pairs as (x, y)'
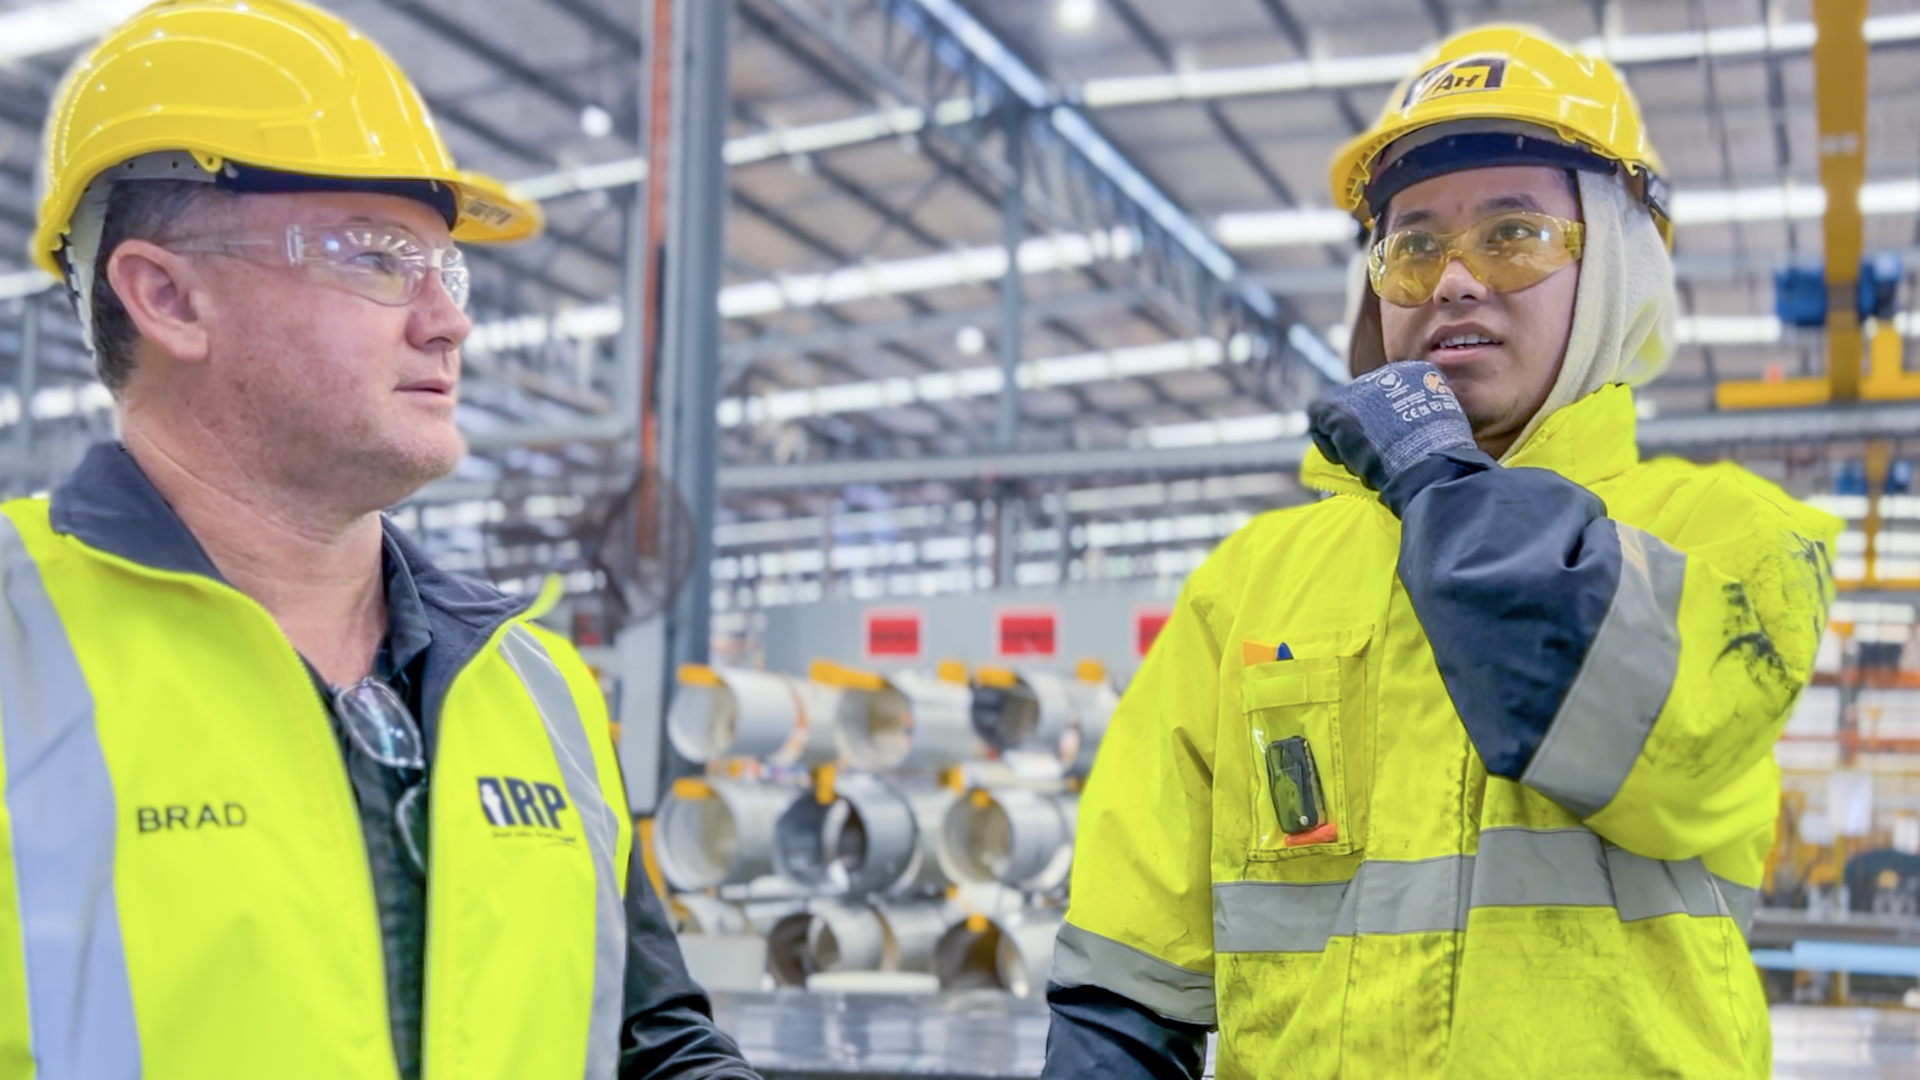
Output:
(336, 677), (430, 874)
(166, 222), (470, 311)
(1368, 210), (1584, 307)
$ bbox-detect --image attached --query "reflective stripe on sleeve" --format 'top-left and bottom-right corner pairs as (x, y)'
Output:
(1214, 828), (1734, 954)
(1050, 922), (1216, 1027)
(1714, 875), (1757, 940)
(0, 514), (141, 1079)
(1606, 847), (1728, 922)
(1520, 523), (1687, 818)
(499, 627), (626, 1080)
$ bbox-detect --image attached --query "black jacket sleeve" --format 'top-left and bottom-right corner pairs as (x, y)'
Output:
(1041, 982), (1207, 1080)
(1392, 452), (1629, 778)
(618, 842), (761, 1080)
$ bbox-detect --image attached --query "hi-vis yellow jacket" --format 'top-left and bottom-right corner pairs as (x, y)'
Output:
(1051, 385), (1838, 1079)
(0, 492), (632, 1079)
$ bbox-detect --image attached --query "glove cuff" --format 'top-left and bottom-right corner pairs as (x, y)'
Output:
(1380, 448), (1500, 517)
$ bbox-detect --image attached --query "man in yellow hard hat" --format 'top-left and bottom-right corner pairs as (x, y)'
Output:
(1, 2), (759, 1077)
(1045, 26), (1837, 1078)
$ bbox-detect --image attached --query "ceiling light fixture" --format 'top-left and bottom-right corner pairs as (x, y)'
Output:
(1055, 0), (1098, 33)
(579, 104), (614, 139)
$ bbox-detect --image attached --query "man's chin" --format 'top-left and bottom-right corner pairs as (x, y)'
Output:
(356, 429), (465, 507)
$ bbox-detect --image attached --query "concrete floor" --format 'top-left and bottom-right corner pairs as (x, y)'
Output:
(1771, 1005), (1920, 1079)
(710, 994), (1920, 1078)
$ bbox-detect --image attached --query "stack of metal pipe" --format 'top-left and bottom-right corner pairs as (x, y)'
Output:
(654, 659), (1115, 996)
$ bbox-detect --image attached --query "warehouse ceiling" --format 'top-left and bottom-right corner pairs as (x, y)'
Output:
(0, 0), (1915, 611)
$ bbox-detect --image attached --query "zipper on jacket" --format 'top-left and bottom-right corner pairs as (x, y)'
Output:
(256, 595), (410, 1080)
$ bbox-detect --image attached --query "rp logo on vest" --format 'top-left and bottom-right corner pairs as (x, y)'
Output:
(477, 775), (570, 833)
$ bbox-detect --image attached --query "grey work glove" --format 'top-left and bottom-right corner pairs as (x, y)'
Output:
(1307, 360), (1496, 517)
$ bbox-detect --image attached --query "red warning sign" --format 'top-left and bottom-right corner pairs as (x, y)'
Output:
(996, 607), (1058, 659)
(1135, 606), (1172, 658)
(863, 608), (923, 661)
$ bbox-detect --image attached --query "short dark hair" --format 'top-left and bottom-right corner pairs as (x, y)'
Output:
(83, 180), (234, 393)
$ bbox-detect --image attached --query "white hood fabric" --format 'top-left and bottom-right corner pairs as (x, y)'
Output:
(1503, 169), (1676, 457)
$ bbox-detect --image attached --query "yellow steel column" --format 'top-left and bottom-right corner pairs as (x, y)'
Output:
(1814, 0), (1869, 402)
(1863, 440), (1890, 587)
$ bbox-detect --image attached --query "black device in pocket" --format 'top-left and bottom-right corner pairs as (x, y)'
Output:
(1265, 735), (1327, 836)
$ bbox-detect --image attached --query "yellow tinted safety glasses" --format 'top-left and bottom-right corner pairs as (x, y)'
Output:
(1369, 211), (1585, 307)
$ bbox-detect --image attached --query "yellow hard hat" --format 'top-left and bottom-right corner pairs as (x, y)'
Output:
(1328, 25), (1666, 240)
(32, 0), (543, 278)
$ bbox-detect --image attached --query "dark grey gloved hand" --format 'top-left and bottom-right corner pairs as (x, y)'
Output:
(1307, 361), (1496, 517)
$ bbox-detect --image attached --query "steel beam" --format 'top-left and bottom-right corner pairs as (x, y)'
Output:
(373, 0), (595, 113)
(719, 288), (1143, 368)
(658, 0), (733, 676)
(996, 108), (1026, 452)
(13, 294), (38, 461)
(1104, 0), (1307, 209)
(1813, 0), (1869, 402)
(537, 0), (645, 55)
(715, 400), (1920, 492)
(891, 0), (1277, 322)
(719, 438), (1315, 491)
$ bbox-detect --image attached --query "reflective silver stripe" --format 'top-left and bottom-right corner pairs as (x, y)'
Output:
(1213, 878), (1346, 953)
(1714, 875), (1757, 940)
(1521, 523), (1687, 818)
(499, 627), (625, 1080)
(0, 515), (140, 1078)
(1330, 854), (1472, 937)
(1470, 827), (1611, 909)
(1606, 848), (1726, 921)
(1051, 922), (1216, 1027)
(1216, 829), (1735, 953)
(1215, 859), (1470, 954)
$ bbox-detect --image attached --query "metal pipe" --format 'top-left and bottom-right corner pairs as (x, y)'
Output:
(970, 668), (1076, 755)
(773, 773), (920, 895)
(889, 787), (958, 896)
(806, 899), (888, 973)
(993, 908), (1065, 998)
(1064, 677), (1119, 777)
(836, 671), (977, 771)
(939, 788), (1074, 890)
(932, 906), (1065, 997)
(766, 910), (815, 987)
(670, 892), (749, 936)
(875, 900), (958, 974)
(653, 779), (795, 890)
(667, 668), (841, 765)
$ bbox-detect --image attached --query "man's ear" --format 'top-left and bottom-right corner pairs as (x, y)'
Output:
(105, 240), (211, 364)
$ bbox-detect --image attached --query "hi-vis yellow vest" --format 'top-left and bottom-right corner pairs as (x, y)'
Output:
(0, 498), (633, 1080)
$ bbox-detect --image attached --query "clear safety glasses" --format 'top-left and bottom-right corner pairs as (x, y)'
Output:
(336, 678), (430, 874)
(169, 223), (470, 311)
(1369, 211), (1585, 308)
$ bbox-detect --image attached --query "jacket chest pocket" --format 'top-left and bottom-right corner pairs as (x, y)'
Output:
(1238, 628), (1373, 861)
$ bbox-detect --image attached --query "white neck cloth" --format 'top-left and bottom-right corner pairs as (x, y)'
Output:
(1503, 169), (1675, 458)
